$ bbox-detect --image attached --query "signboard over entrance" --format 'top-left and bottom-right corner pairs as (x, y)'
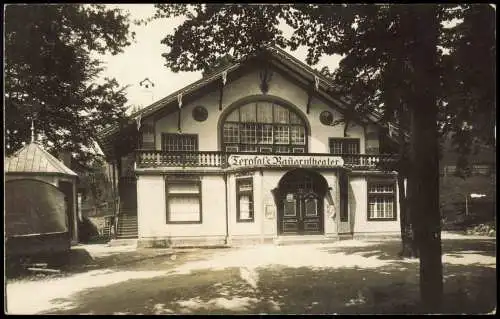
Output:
(228, 154), (344, 168)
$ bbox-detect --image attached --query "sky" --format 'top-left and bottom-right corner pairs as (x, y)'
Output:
(94, 4), (343, 112)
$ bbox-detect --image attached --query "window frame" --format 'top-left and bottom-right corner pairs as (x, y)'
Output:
(222, 101), (308, 154)
(366, 178), (397, 221)
(140, 122), (156, 150)
(165, 178), (202, 224)
(328, 138), (361, 155)
(236, 177), (255, 223)
(329, 138), (361, 165)
(161, 133), (199, 152)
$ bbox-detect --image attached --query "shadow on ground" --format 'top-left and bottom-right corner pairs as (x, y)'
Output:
(319, 238), (496, 260)
(39, 238), (496, 315)
(5, 245), (205, 282)
(5, 248), (96, 280)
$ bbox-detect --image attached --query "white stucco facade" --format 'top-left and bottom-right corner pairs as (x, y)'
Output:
(152, 69), (368, 154)
(116, 52), (401, 247)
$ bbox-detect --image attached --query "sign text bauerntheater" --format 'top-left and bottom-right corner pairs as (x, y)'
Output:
(228, 154), (344, 168)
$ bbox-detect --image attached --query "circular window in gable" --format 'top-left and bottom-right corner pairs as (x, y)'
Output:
(319, 111), (334, 126)
(192, 106), (208, 122)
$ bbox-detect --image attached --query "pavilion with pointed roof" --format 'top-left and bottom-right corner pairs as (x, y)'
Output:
(5, 142), (78, 177)
(5, 139), (79, 245)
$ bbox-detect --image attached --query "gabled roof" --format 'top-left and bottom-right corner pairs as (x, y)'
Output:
(5, 142), (77, 176)
(97, 45), (407, 154)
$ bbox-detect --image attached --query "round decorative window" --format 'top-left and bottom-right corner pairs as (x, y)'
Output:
(192, 106), (208, 122)
(319, 111), (334, 126)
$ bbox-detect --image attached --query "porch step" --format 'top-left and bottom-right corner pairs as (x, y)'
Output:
(117, 231), (138, 239)
(274, 235), (337, 246)
(119, 224), (138, 229)
(116, 213), (138, 239)
(116, 235), (139, 240)
(120, 209), (137, 215)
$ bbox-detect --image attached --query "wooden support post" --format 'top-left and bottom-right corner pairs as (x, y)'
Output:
(219, 82), (224, 111)
(219, 71), (226, 111)
(177, 93), (183, 133)
(306, 89), (312, 114)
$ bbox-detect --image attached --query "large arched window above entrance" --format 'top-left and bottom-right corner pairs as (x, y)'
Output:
(221, 100), (308, 153)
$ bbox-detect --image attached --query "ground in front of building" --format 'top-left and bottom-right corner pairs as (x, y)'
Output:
(5, 233), (496, 315)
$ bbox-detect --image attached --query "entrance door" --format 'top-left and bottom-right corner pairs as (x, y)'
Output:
(277, 169), (326, 235)
(281, 191), (323, 234)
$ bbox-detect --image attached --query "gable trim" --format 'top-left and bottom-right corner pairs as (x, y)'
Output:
(97, 47), (408, 157)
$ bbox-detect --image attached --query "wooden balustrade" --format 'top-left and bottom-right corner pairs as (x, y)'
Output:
(136, 150), (225, 168)
(136, 150), (397, 170)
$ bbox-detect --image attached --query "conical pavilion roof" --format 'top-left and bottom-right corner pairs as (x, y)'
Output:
(5, 142), (77, 176)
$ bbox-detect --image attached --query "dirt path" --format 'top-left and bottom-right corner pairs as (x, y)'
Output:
(5, 236), (496, 315)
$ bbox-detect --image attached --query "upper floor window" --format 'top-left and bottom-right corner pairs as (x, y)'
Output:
(329, 138), (360, 155)
(222, 101), (307, 153)
(329, 138), (360, 165)
(140, 122), (155, 150)
(162, 133), (198, 152)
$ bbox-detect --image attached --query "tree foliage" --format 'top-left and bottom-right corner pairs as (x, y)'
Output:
(152, 4), (495, 149)
(5, 4), (135, 166)
(149, 4), (495, 311)
(440, 5), (496, 178)
(202, 54), (236, 78)
(153, 4), (294, 73)
(77, 157), (115, 209)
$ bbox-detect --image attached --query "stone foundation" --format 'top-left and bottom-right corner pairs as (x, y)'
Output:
(137, 232), (401, 248)
(352, 232), (400, 240)
(138, 236), (227, 248)
(227, 235), (276, 246)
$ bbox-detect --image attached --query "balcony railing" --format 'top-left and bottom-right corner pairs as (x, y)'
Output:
(136, 150), (399, 171)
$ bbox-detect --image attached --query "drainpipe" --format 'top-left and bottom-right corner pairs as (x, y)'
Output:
(336, 168), (341, 240)
(259, 169), (264, 244)
(111, 160), (117, 201)
(224, 173), (229, 246)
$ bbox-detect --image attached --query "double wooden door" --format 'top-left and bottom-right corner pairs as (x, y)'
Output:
(279, 190), (324, 235)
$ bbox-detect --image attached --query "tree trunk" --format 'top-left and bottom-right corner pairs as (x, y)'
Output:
(398, 173), (418, 258)
(407, 5), (443, 313)
(410, 100), (443, 313)
(396, 113), (418, 258)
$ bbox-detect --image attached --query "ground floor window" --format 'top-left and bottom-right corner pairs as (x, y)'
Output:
(367, 179), (397, 220)
(236, 178), (254, 222)
(165, 179), (202, 223)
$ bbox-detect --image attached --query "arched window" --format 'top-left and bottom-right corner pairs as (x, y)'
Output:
(221, 101), (307, 153)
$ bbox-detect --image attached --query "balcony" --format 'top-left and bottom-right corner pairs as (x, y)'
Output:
(136, 150), (399, 171)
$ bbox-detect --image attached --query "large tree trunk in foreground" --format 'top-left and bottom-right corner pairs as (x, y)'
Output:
(396, 114), (418, 258)
(408, 6), (443, 313)
(410, 98), (443, 313)
(398, 173), (419, 258)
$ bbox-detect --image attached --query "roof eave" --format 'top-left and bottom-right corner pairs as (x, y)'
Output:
(97, 46), (408, 145)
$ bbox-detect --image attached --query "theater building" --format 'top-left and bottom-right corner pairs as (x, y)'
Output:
(97, 46), (401, 247)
